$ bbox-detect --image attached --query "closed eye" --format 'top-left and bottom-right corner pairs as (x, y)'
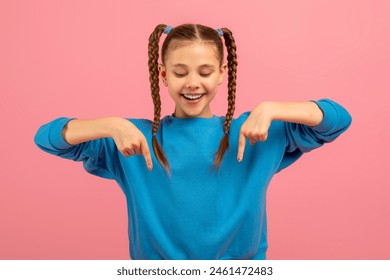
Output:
(173, 73), (212, 78)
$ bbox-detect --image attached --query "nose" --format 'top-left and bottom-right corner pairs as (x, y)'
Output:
(185, 74), (200, 89)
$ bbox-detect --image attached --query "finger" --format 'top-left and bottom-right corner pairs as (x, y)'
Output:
(133, 146), (141, 155)
(253, 131), (268, 143)
(261, 132), (268, 142)
(123, 148), (135, 157)
(237, 131), (246, 162)
(250, 133), (267, 144)
(140, 138), (153, 171)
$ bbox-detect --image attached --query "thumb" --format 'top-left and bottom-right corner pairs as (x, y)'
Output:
(140, 138), (153, 171)
(237, 131), (246, 162)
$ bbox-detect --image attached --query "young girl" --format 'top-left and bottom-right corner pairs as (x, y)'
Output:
(34, 23), (352, 260)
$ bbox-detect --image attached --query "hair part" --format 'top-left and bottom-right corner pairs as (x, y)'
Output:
(147, 23), (237, 174)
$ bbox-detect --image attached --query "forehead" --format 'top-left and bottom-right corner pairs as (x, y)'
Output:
(164, 41), (220, 67)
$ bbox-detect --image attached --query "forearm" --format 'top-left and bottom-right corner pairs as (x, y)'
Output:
(267, 101), (324, 127)
(62, 117), (116, 145)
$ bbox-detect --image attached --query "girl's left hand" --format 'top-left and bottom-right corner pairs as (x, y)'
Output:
(237, 102), (274, 162)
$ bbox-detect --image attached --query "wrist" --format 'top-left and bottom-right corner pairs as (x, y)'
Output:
(101, 117), (120, 138)
(254, 101), (280, 121)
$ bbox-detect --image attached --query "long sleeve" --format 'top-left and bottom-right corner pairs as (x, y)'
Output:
(276, 98), (352, 173)
(34, 117), (119, 180)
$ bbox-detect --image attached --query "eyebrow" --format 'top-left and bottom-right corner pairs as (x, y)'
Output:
(171, 63), (215, 69)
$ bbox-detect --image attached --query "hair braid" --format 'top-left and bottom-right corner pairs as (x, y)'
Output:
(212, 28), (238, 171)
(148, 24), (170, 174)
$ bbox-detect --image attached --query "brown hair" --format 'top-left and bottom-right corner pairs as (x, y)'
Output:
(147, 23), (237, 174)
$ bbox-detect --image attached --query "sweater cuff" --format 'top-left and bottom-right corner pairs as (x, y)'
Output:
(49, 117), (77, 149)
(309, 99), (338, 133)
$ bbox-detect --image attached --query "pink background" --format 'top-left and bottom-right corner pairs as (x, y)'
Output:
(1, 0), (389, 259)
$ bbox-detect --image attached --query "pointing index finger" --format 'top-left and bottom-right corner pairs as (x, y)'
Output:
(140, 138), (153, 171)
(237, 131), (246, 162)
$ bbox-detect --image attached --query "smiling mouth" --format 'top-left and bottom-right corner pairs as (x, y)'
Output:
(181, 93), (205, 100)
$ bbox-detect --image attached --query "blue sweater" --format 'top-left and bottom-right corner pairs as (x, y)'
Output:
(34, 99), (352, 259)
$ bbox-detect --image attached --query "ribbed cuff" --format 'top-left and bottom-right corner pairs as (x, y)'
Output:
(309, 99), (338, 133)
(49, 117), (77, 149)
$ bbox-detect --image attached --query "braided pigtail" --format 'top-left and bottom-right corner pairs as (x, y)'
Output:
(148, 24), (171, 174)
(212, 28), (238, 171)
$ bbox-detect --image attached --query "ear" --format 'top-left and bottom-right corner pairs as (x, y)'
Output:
(218, 63), (227, 85)
(158, 64), (167, 86)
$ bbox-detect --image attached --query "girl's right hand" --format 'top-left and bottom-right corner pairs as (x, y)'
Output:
(108, 117), (153, 171)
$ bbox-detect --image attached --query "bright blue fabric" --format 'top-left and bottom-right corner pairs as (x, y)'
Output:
(34, 98), (352, 259)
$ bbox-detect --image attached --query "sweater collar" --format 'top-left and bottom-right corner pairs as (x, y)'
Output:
(164, 113), (222, 126)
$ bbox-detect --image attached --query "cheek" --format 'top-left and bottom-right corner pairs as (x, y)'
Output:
(167, 85), (181, 98)
(206, 78), (220, 91)
(167, 77), (182, 88)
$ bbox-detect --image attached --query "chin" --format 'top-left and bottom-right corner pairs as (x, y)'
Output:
(190, 112), (211, 118)
(178, 108), (204, 118)
(184, 112), (202, 118)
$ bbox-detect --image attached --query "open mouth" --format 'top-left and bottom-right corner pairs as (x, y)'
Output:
(181, 93), (205, 100)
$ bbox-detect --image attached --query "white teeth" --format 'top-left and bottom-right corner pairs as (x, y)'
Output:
(183, 94), (203, 100)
